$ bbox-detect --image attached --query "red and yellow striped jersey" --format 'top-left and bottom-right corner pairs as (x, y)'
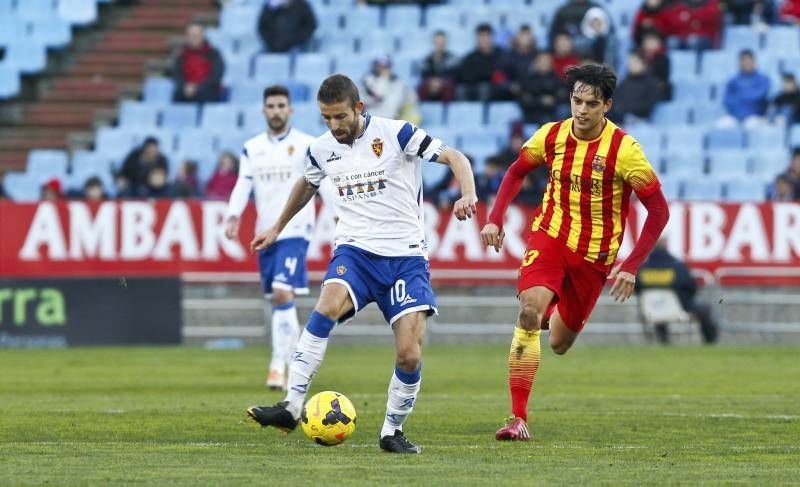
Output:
(521, 118), (661, 266)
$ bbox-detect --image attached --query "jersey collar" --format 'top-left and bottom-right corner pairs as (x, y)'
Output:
(355, 112), (371, 142)
(268, 127), (292, 143)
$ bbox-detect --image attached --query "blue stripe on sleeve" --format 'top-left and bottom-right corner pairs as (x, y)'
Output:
(307, 147), (320, 170)
(241, 147), (248, 158)
(397, 122), (417, 151)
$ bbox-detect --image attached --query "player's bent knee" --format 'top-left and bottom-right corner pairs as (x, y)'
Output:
(271, 289), (293, 306)
(395, 352), (421, 373)
(518, 302), (545, 331)
(550, 338), (573, 355)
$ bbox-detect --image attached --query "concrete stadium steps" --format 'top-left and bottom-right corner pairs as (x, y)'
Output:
(0, 0), (217, 173)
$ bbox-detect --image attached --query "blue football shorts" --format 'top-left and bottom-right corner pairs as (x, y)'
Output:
(258, 237), (310, 297)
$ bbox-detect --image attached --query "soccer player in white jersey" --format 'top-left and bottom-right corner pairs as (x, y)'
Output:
(246, 74), (477, 453)
(225, 85), (316, 391)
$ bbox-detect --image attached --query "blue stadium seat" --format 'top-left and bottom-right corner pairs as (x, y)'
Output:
(241, 106), (266, 133)
(446, 102), (484, 126)
(522, 123), (539, 138)
(0, 19), (29, 45)
(658, 176), (682, 200)
(747, 125), (785, 150)
(216, 131), (250, 155)
(222, 55), (251, 85)
(334, 56), (370, 80)
(788, 124), (800, 147)
(672, 79), (714, 103)
(143, 77), (175, 103)
(71, 150), (113, 178)
(707, 150), (749, 177)
(201, 103), (241, 130)
(16, 0), (56, 21)
(691, 103), (726, 125)
(316, 32), (358, 56)
(706, 127), (745, 150)
(219, 3), (259, 37)
(750, 148), (789, 176)
(119, 101), (160, 129)
(682, 178), (723, 201)
(668, 51), (698, 82)
(358, 32), (398, 57)
(651, 102), (691, 125)
(4, 42), (48, 74)
(487, 102), (522, 127)
(700, 51), (737, 83)
(286, 80), (309, 102)
(463, 7), (504, 33)
(458, 132), (501, 173)
(0, 0), (13, 12)
(253, 53), (292, 82)
(134, 129), (176, 154)
(176, 129), (217, 160)
(29, 17), (71, 47)
(293, 53), (333, 88)
(2, 172), (41, 202)
(159, 104), (199, 129)
(422, 160), (450, 189)
(425, 5), (464, 29)
(27, 149), (68, 180)
(725, 179), (765, 201)
(723, 25), (761, 51)
(420, 102), (445, 126)
(58, 0), (97, 26)
(291, 103), (325, 134)
(764, 26), (800, 56)
(95, 127), (137, 162)
(0, 65), (20, 99)
(628, 126), (663, 154)
(228, 80), (264, 104)
(384, 5), (422, 33)
(398, 32), (431, 58)
(661, 126), (702, 154)
(342, 6), (382, 30)
(662, 150), (704, 177)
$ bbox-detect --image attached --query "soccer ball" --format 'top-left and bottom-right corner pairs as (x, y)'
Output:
(300, 390), (357, 446)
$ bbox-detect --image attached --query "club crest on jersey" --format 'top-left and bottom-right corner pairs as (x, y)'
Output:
(371, 138), (383, 158)
(287, 145), (295, 156)
(591, 155), (606, 172)
(336, 265), (347, 276)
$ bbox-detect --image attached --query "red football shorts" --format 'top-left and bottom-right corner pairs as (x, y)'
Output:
(517, 230), (611, 333)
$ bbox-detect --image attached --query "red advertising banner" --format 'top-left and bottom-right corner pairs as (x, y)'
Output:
(1, 200), (799, 285)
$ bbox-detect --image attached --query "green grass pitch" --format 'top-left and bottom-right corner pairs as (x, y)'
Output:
(1, 343), (799, 485)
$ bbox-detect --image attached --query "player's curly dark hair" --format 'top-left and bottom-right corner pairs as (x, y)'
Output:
(565, 64), (617, 101)
(317, 74), (361, 108)
(263, 85), (290, 103)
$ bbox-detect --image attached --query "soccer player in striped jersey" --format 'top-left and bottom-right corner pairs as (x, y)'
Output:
(480, 64), (670, 441)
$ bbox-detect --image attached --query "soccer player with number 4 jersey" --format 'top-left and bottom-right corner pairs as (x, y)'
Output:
(480, 64), (670, 441)
(246, 74), (477, 453)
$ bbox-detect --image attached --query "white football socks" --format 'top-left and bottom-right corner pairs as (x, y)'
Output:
(380, 369), (421, 438)
(284, 329), (329, 419)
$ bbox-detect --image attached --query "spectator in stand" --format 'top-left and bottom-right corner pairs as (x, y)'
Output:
(635, 239), (720, 344)
(724, 0), (775, 25)
(174, 159), (200, 197)
(457, 23), (512, 101)
(362, 55), (420, 123)
(551, 33), (580, 80)
(476, 156), (505, 202)
(506, 25), (539, 89)
(770, 73), (800, 125)
(609, 53), (660, 125)
(205, 151), (239, 200)
(417, 30), (458, 102)
(580, 7), (617, 65)
(779, 0), (800, 23)
(779, 147), (800, 196)
(489, 131), (549, 203)
(548, 0), (601, 47)
(770, 174), (796, 201)
(139, 166), (176, 199)
(638, 30), (672, 100)
(673, 0), (722, 50)
(516, 52), (568, 124)
(83, 176), (106, 201)
(119, 137), (169, 195)
(257, 0), (316, 53)
(40, 178), (63, 201)
(719, 49), (770, 128)
(632, 0), (680, 45)
(492, 131), (527, 168)
(172, 23), (224, 103)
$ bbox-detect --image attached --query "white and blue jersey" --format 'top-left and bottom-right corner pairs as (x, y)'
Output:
(304, 113), (446, 324)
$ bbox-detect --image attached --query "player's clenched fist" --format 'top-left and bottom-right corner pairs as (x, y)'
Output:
(480, 223), (505, 253)
(250, 226), (280, 253)
(453, 194), (478, 221)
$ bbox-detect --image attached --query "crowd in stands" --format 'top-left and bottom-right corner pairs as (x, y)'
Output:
(4, 0), (800, 204)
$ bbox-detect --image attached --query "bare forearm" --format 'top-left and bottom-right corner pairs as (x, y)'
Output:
(274, 177), (318, 232)
(439, 147), (476, 197)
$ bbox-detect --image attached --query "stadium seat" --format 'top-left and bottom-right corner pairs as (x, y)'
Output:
(201, 103), (241, 130)
(291, 103), (325, 134)
(463, 7), (504, 33)
(700, 51), (736, 83)
(672, 79), (714, 103)
(420, 102), (445, 126)
(707, 150), (749, 177)
(4, 42), (48, 74)
(216, 131), (250, 155)
(342, 6), (382, 30)
(0, 18), (29, 46)
(95, 127), (137, 162)
(222, 54), (252, 86)
(27, 149), (68, 180)
(134, 129), (176, 154)
(58, 0), (98, 26)
(160, 104), (199, 129)
(293, 53), (333, 88)
(143, 77), (175, 103)
(750, 148), (789, 175)
(253, 54), (292, 83)
(334, 56), (370, 80)
(29, 17), (72, 47)
(746, 125), (785, 150)
(422, 160), (450, 189)
(425, 5), (464, 28)
(658, 176), (682, 200)
(690, 103), (726, 125)
(15, 0), (56, 21)
(706, 127), (745, 150)
(71, 150), (113, 178)
(668, 51), (698, 81)
(662, 150), (704, 177)
(764, 26), (800, 56)
(286, 80), (309, 102)
(219, 3), (260, 37)
(725, 179), (765, 201)
(241, 106), (266, 133)
(651, 102), (691, 125)
(2, 172), (41, 202)
(176, 129), (217, 159)
(628, 126), (663, 155)
(788, 124), (800, 147)
(119, 101), (160, 129)
(446, 102), (485, 126)
(487, 102), (522, 127)
(0, 65), (20, 99)
(358, 32), (398, 57)
(723, 25), (761, 51)
(398, 32), (431, 58)
(682, 178), (723, 201)
(384, 5), (422, 33)
(663, 126), (704, 153)
(228, 80), (264, 104)
(316, 32), (358, 56)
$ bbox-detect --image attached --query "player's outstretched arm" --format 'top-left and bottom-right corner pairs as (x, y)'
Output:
(250, 177), (318, 252)
(436, 147), (477, 221)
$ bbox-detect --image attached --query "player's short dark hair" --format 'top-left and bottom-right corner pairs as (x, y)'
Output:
(565, 63), (617, 101)
(317, 74), (360, 108)
(740, 48), (754, 59)
(476, 23), (493, 35)
(792, 146), (800, 158)
(263, 85), (290, 103)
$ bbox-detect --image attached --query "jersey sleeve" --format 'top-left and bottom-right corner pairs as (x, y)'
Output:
(520, 123), (550, 167)
(617, 136), (661, 198)
(303, 146), (326, 187)
(396, 121), (445, 162)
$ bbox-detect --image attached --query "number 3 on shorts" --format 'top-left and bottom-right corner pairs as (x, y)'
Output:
(521, 249), (540, 267)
